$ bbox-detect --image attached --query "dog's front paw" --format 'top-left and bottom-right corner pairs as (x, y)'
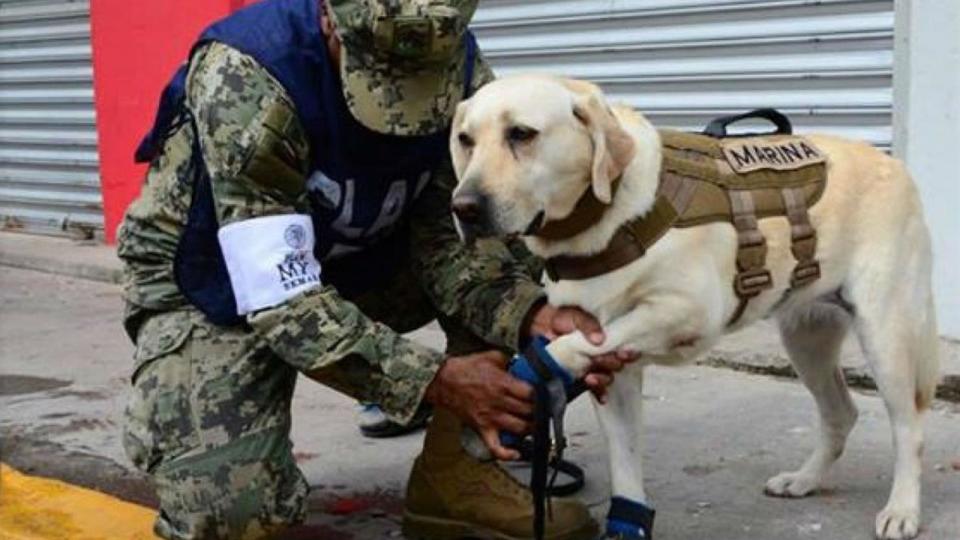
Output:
(545, 336), (593, 377)
(875, 506), (920, 540)
(763, 471), (821, 498)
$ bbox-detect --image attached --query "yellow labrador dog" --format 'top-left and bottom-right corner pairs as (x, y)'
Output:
(449, 75), (939, 540)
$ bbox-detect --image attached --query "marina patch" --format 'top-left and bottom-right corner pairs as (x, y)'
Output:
(722, 137), (825, 173)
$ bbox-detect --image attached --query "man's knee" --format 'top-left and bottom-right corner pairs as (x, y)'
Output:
(150, 429), (308, 540)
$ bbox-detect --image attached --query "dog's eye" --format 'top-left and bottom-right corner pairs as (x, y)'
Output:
(506, 126), (538, 144)
(458, 132), (475, 148)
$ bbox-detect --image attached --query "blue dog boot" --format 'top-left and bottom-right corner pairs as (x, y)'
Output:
(501, 336), (581, 449)
(508, 336), (576, 388)
(459, 334), (581, 459)
(604, 497), (655, 539)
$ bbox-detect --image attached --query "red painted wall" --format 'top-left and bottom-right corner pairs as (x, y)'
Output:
(91, 1), (255, 243)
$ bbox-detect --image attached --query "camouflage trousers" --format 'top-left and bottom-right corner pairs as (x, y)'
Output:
(123, 264), (517, 540)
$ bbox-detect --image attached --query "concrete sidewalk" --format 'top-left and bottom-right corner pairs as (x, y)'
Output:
(0, 231), (122, 284)
(2, 230), (957, 400)
(1, 266), (958, 540)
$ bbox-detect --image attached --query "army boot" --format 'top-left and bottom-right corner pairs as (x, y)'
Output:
(402, 408), (597, 540)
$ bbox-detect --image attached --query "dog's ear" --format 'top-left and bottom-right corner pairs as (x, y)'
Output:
(564, 80), (635, 204)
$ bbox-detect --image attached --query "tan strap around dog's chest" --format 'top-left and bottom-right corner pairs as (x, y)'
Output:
(543, 130), (827, 325)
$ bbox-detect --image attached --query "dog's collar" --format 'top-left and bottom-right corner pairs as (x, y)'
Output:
(543, 177), (684, 281)
(532, 176), (622, 241)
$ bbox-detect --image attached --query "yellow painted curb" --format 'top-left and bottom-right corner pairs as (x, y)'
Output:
(0, 463), (159, 540)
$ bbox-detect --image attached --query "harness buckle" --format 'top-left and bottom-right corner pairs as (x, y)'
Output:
(790, 259), (821, 288)
(736, 230), (766, 250)
(791, 225), (816, 243)
(548, 439), (559, 461)
(734, 267), (773, 298)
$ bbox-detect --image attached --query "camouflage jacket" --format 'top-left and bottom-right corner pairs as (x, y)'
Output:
(117, 42), (545, 423)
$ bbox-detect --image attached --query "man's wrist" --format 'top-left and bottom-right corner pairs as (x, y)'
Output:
(485, 282), (546, 353)
(424, 357), (451, 407)
(520, 298), (549, 343)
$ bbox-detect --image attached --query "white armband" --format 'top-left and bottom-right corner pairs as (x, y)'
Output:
(218, 214), (322, 315)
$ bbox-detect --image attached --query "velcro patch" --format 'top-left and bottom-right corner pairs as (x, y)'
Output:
(722, 137), (825, 174)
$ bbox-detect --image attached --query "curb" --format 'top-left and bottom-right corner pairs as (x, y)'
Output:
(0, 250), (123, 285)
(699, 355), (960, 404)
(0, 233), (122, 285)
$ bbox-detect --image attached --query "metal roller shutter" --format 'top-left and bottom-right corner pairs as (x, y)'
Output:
(473, 0), (895, 150)
(0, 0), (102, 238)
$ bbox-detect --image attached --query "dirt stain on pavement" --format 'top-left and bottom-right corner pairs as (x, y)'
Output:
(0, 433), (158, 508)
(0, 374), (71, 396)
(302, 488), (406, 538)
(39, 412), (74, 420)
(47, 388), (110, 401)
(309, 487), (404, 515)
(30, 418), (115, 437)
(682, 463), (725, 477)
(277, 524), (353, 540)
(293, 451), (319, 463)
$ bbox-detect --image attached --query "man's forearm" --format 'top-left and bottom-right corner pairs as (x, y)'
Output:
(248, 286), (444, 424)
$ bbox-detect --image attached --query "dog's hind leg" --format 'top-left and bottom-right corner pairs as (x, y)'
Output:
(765, 304), (858, 498)
(846, 213), (938, 540)
(850, 296), (936, 538)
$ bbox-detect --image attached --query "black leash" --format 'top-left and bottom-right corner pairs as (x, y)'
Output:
(521, 341), (589, 540)
(514, 439), (585, 497)
(530, 378), (552, 540)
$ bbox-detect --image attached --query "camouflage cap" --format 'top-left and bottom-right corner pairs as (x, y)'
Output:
(328, 0), (478, 136)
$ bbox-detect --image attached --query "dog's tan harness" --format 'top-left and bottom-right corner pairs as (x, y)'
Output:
(536, 111), (828, 325)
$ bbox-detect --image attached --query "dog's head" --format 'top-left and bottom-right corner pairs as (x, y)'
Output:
(450, 76), (635, 243)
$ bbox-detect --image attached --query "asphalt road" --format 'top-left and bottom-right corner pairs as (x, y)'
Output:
(1, 267), (958, 539)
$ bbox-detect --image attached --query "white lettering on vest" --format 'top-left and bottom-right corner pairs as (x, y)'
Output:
(366, 180), (408, 238)
(330, 179), (365, 239)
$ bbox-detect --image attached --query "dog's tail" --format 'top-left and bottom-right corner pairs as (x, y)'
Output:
(913, 295), (941, 412)
(894, 164), (941, 413)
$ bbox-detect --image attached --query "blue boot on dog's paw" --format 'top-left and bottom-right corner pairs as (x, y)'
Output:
(507, 335), (576, 389)
(603, 497), (656, 539)
(501, 336), (583, 448)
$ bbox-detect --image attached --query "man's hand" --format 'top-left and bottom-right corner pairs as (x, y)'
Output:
(524, 303), (639, 403)
(424, 351), (534, 460)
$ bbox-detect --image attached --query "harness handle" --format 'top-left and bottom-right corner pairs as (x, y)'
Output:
(702, 108), (793, 138)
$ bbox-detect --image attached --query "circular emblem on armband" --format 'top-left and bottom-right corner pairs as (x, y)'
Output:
(284, 224), (307, 250)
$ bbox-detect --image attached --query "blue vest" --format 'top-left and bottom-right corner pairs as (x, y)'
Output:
(137, 0), (476, 326)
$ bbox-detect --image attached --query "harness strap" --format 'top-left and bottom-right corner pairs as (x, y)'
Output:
(781, 187), (821, 288)
(727, 190), (773, 325)
(535, 176), (623, 241)
(659, 172), (698, 216)
(543, 173), (696, 281)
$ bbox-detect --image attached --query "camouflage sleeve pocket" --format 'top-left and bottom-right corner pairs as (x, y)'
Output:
(239, 103), (309, 200)
(132, 311), (195, 383)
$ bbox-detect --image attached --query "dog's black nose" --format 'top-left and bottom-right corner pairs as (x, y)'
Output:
(452, 193), (484, 224)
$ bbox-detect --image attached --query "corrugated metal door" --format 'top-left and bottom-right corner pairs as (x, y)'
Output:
(0, 0), (102, 238)
(473, 0), (895, 150)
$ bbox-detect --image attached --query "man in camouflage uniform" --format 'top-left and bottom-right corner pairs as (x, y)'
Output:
(118, 1), (629, 538)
